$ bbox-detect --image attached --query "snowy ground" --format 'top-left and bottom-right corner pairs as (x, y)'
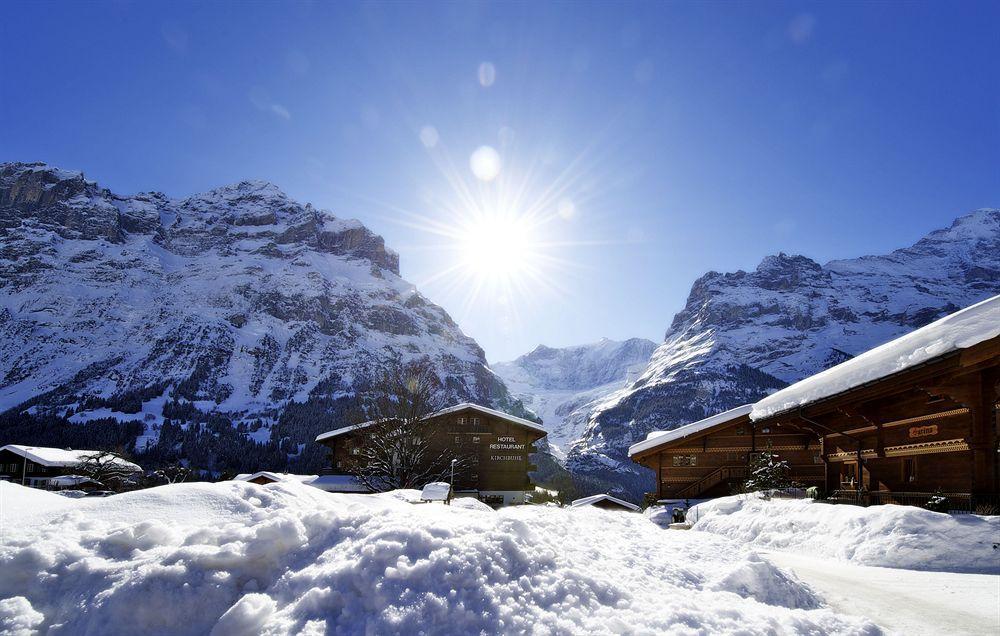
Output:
(684, 494), (1000, 635)
(1, 481), (879, 635)
(2, 483), (997, 635)
(761, 551), (1000, 636)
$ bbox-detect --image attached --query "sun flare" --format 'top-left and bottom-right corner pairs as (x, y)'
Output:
(458, 213), (534, 280)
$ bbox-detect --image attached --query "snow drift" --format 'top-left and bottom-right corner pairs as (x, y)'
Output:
(689, 494), (1000, 573)
(0, 481), (878, 635)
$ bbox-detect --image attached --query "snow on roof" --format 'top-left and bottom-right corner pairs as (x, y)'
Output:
(420, 482), (452, 501)
(627, 404), (753, 457)
(47, 475), (101, 487)
(1, 445), (141, 469)
(570, 494), (640, 511)
(234, 472), (318, 484)
(310, 474), (371, 493)
(316, 402), (546, 442)
(751, 294), (1000, 421)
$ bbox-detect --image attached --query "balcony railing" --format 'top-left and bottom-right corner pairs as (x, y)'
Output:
(827, 490), (1000, 515)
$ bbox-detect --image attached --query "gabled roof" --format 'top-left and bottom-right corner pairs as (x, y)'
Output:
(751, 294), (1000, 421)
(1, 445), (141, 470)
(234, 471), (318, 484)
(627, 404), (753, 458)
(310, 474), (370, 493)
(570, 494), (640, 511)
(315, 402), (546, 442)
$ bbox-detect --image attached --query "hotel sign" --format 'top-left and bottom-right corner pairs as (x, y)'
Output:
(490, 436), (525, 462)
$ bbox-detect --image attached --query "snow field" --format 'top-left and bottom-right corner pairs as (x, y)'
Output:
(0, 481), (879, 635)
(689, 494), (1000, 573)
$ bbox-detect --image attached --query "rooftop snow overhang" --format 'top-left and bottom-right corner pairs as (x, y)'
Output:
(627, 404), (754, 459)
(751, 294), (1000, 422)
(315, 402), (547, 442)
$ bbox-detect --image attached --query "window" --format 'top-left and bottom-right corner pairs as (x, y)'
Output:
(351, 447), (360, 455)
(903, 457), (917, 483)
(470, 417), (480, 426)
(672, 455), (697, 467)
(735, 426), (746, 435)
(472, 436), (480, 443)
(456, 417), (466, 426)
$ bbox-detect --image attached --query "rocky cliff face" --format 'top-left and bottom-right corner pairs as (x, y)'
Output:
(0, 162), (528, 472)
(566, 209), (1000, 499)
(492, 338), (656, 458)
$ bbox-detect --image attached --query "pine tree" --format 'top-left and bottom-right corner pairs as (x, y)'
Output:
(742, 442), (791, 493)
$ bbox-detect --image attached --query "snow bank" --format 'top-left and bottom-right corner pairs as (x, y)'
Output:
(0, 482), (879, 635)
(0, 481), (74, 516)
(690, 494), (1000, 573)
(752, 294), (1000, 419)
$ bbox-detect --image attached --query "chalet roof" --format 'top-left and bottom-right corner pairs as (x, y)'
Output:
(751, 294), (1000, 421)
(1, 445), (141, 470)
(315, 402), (546, 442)
(627, 404), (753, 458)
(570, 494), (640, 511)
(232, 472), (370, 492)
(234, 472), (319, 484)
(310, 474), (370, 493)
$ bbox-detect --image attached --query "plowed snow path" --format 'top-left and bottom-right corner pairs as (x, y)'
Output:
(762, 551), (1000, 636)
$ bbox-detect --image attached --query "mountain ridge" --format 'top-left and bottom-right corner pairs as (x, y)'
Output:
(0, 161), (531, 473)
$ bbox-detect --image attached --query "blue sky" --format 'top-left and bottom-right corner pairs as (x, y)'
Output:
(3, 1), (998, 362)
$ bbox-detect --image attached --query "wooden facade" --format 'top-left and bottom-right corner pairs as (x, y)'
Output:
(316, 403), (546, 506)
(630, 408), (825, 500)
(757, 335), (999, 503)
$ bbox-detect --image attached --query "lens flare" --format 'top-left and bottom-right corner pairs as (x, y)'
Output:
(469, 146), (501, 181)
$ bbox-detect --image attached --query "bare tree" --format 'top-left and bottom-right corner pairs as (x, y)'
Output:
(73, 451), (141, 492)
(149, 462), (192, 485)
(344, 360), (470, 491)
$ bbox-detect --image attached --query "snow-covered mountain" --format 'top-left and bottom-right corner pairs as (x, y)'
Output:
(566, 209), (1000, 499)
(0, 162), (528, 471)
(492, 338), (656, 459)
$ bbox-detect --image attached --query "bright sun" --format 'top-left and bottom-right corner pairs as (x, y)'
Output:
(458, 213), (534, 280)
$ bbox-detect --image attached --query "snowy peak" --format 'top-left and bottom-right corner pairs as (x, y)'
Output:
(495, 337), (657, 392)
(0, 161), (400, 274)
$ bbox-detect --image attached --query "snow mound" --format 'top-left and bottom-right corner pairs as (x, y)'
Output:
(707, 553), (821, 610)
(690, 494), (1000, 573)
(0, 481), (879, 635)
(0, 481), (74, 515)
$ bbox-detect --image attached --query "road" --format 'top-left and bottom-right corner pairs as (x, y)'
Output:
(762, 550), (1000, 636)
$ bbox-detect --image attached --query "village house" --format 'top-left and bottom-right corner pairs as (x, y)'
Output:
(629, 405), (825, 500)
(631, 295), (999, 511)
(0, 445), (142, 489)
(570, 494), (641, 512)
(750, 295), (999, 510)
(315, 403), (547, 506)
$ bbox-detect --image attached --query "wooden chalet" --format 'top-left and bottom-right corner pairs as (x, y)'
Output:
(0, 445), (141, 489)
(315, 403), (547, 506)
(629, 405), (824, 500)
(750, 295), (1000, 510)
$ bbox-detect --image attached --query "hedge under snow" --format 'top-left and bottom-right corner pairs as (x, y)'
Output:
(689, 494), (1000, 573)
(0, 481), (879, 635)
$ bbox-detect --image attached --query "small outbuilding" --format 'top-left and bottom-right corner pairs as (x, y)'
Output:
(570, 494), (641, 512)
